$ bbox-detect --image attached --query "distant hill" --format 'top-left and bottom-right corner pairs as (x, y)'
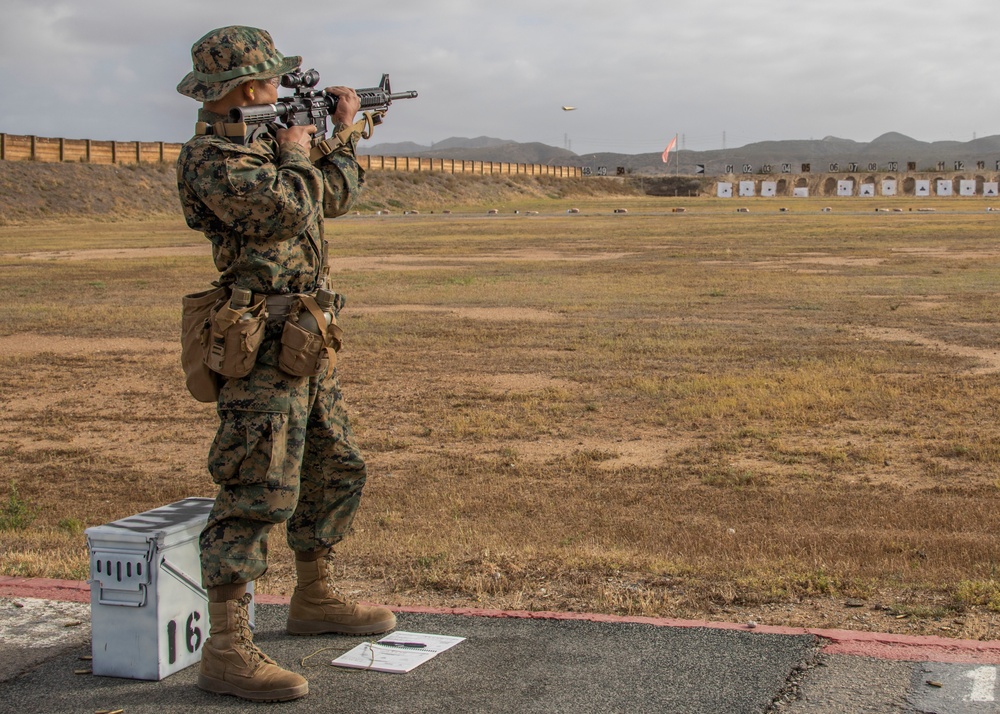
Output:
(364, 133), (1000, 176)
(360, 136), (517, 155)
(361, 136), (577, 165)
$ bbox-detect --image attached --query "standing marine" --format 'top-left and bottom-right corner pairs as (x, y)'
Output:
(175, 25), (394, 702)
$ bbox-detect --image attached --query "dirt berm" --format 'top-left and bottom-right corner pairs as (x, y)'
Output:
(0, 160), (652, 224)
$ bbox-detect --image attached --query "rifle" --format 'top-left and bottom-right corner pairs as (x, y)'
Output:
(229, 70), (417, 158)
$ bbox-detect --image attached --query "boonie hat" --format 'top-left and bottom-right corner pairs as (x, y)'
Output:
(177, 25), (301, 102)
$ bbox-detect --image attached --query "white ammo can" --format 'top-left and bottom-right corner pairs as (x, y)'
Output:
(85, 497), (254, 680)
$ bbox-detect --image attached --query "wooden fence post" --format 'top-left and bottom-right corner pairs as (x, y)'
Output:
(0, 133), (5, 161)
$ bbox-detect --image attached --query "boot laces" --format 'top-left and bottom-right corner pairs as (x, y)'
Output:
(321, 557), (351, 606)
(234, 594), (274, 665)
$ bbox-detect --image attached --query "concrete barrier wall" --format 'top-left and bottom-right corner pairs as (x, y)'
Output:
(0, 132), (581, 178)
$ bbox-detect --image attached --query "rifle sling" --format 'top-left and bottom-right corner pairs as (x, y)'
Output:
(309, 112), (381, 162)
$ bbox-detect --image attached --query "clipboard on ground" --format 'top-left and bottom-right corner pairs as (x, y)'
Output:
(331, 631), (466, 673)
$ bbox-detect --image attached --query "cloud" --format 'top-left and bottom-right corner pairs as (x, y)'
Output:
(1, 0), (996, 151)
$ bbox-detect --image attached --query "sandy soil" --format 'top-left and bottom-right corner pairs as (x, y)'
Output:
(857, 327), (1000, 375)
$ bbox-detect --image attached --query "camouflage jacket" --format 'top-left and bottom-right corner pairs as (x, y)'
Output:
(176, 108), (364, 294)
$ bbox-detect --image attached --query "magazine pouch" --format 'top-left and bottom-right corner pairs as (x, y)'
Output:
(278, 294), (344, 378)
(204, 295), (267, 379)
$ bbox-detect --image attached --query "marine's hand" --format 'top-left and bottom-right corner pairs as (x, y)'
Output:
(326, 86), (360, 125)
(276, 124), (316, 150)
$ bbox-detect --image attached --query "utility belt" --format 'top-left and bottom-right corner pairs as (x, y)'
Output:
(260, 293), (298, 319)
(180, 287), (345, 403)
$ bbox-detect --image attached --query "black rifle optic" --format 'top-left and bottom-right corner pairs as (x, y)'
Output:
(229, 70), (417, 145)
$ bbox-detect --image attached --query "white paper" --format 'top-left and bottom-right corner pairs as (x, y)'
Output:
(331, 631), (466, 673)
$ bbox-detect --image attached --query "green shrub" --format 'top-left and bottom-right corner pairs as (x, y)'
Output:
(0, 483), (39, 530)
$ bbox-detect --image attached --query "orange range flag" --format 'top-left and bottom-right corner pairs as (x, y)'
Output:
(661, 134), (678, 163)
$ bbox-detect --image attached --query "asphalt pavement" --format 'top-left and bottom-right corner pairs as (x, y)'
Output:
(3, 579), (1000, 713)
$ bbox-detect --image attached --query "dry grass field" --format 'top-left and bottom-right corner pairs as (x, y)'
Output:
(3, 194), (1000, 640)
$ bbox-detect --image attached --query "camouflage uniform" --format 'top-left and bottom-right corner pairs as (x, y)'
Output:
(177, 37), (368, 590)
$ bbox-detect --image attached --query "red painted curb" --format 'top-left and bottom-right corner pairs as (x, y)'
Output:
(4, 577), (999, 663)
(0, 576), (89, 603)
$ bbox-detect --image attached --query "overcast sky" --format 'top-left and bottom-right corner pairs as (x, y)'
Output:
(2, 0), (995, 155)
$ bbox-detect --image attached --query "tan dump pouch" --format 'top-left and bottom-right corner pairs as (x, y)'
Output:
(278, 295), (344, 378)
(180, 286), (227, 403)
(204, 297), (267, 379)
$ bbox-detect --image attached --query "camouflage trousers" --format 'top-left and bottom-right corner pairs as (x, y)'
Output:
(199, 334), (367, 589)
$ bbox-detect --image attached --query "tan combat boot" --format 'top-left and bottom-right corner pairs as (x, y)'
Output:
(287, 556), (397, 635)
(198, 593), (308, 702)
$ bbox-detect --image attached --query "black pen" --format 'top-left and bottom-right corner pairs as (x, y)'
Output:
(378, 641), (427, 648)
